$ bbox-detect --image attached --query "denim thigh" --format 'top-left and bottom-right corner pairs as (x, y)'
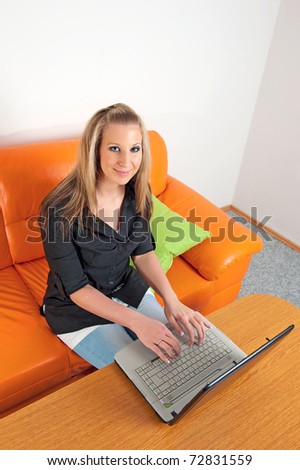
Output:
(73, 323), (134, 369)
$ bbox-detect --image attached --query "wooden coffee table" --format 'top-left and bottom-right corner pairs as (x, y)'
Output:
(1, 294), (299, 450)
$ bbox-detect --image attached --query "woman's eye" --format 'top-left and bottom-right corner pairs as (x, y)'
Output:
(109, 146), (120, 152)
(131, 146), (141, 153)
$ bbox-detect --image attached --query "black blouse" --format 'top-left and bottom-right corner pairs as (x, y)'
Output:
(42, 187), (154, 334)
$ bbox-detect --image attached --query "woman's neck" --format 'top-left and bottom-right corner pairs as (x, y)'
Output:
(95, 183), (125, 231)
(96, 179), (125, 198)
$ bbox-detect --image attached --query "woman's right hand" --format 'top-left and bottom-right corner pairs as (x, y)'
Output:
(133, 315), (181, 364)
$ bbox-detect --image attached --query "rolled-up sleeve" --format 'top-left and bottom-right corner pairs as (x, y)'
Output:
(131, 215), (155, 257)
(42, 210), (89, 297)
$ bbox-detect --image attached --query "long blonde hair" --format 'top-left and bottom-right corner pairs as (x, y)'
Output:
(40, 103), (152, 232)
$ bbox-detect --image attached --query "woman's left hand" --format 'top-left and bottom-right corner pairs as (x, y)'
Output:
(164, 299), (211, 346)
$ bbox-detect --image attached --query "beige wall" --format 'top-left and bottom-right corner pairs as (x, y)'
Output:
(0, 0), (280, 208)
(233, 0), (300, 245)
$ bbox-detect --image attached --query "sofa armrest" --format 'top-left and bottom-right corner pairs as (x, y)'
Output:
(158, 176), (263, 281)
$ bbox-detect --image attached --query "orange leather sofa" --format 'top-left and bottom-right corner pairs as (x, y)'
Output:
(0, 131), (262, 416)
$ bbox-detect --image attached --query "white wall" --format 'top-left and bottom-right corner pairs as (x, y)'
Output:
(0, 0), (280, 208)
(233, 0), (300, 246)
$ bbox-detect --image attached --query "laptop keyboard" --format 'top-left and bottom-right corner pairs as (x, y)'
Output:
(135, 329), (232, 401)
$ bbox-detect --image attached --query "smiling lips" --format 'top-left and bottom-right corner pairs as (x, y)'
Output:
(114, 168), (132, 177)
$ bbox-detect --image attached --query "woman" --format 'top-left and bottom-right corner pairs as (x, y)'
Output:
(40, 103), (209, 368)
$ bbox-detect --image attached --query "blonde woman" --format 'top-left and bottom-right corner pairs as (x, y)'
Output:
(40, 103), (209, 368)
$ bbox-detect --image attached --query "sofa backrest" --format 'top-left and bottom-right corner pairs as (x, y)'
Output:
(0, 208), (13, 269)
(0, 130), (168, 267)
(148, 130), (168, 196)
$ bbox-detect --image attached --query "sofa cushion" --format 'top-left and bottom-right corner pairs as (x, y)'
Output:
(14, 258), (49, 306)
(0, 140), (79, 264)
(0, 267), (67, 410)
(0, 266), (91, 414)
(160, 176), (263, 280)
(150, 196), (211, 272)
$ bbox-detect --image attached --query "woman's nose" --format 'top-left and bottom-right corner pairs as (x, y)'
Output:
(119, 151), (131, 166)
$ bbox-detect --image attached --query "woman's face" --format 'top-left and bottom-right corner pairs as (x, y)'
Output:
(98, 123), (142, 188)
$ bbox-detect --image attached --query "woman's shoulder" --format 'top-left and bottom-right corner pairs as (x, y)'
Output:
(46, 195), (71, 217)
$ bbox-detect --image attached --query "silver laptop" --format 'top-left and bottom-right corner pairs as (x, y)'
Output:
(115, 315), (294, 424)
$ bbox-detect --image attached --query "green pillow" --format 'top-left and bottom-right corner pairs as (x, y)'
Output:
(147, 195), (211, 272)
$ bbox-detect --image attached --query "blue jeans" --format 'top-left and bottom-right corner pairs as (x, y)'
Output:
(66, 290), (166, 369)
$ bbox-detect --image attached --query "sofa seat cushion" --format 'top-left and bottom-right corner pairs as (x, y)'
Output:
(0, 266), (91, 413)
(14, 257), (49, 306)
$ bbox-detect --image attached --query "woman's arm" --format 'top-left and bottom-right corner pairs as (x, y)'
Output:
(70, 285), (140, 328)
(132, 251), (210, 345)
(70, 284), (180, 363)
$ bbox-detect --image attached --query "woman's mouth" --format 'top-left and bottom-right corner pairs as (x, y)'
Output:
(114, 169), (131, 177)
